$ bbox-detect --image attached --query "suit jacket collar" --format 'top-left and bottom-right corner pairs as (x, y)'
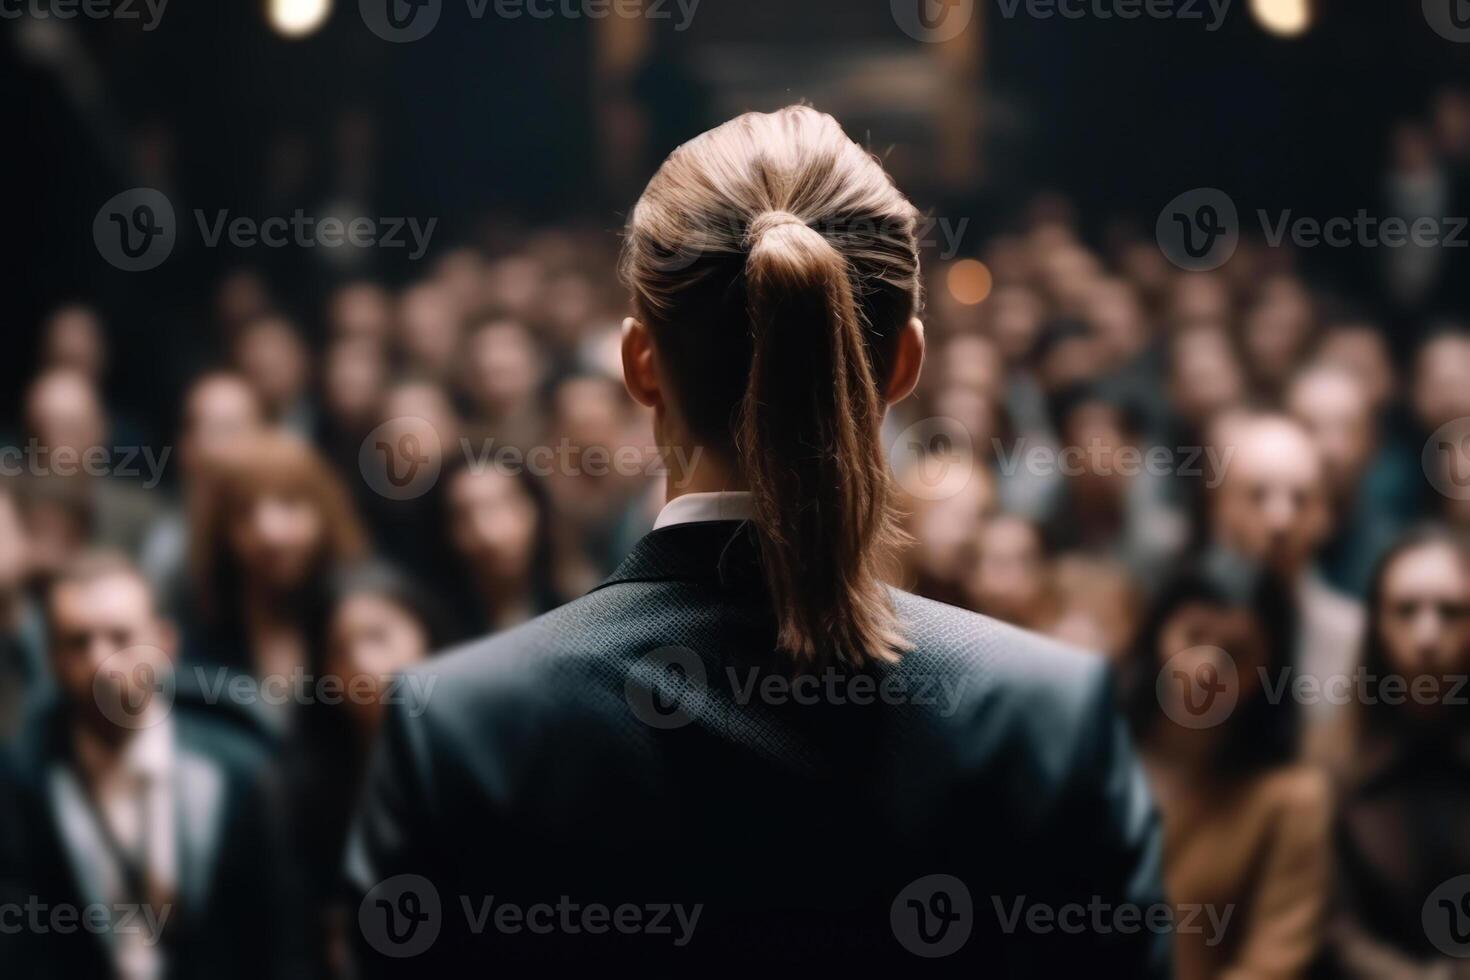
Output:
(597, 521), (766, 592)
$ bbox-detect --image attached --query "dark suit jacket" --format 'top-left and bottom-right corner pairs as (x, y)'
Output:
(0, 700), (305, 980)
(348, 521), (1169, 976)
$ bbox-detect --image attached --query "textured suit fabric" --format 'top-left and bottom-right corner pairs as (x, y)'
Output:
(348, 521), (1170, 976)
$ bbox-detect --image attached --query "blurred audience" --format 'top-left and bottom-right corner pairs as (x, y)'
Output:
(1320, 530), (1470, 978)
(4, 147), (1470, 975)
(1123, 564), (1329, 980)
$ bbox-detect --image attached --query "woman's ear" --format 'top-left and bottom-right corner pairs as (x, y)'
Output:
(883, 317), (926, 406)
(621, 317), (662, 409)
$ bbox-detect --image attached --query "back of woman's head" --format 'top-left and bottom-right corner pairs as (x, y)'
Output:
(620, 105), (922, 668)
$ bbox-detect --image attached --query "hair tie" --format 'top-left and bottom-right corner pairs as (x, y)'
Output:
(747, 211), (808, 245)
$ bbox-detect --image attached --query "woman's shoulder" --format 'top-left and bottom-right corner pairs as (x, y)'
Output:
(1240, 763), (1334, 831)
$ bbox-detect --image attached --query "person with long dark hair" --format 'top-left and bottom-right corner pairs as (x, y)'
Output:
(1121, 559), (1330, 979)
(347, 106), (1165, 975)
(1320, 528), (1470, 978)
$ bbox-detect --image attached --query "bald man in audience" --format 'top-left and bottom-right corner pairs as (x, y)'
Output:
(1287, 364), (1402, 596)
(1209, 413), (1365, 722)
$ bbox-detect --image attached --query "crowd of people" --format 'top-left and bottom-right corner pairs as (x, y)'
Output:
(4, 103), (1470, 978)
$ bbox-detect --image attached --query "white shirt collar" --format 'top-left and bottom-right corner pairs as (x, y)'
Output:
(653, 491), (756, 530)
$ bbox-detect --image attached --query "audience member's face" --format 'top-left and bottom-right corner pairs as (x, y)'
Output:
(42, 306), (105, 380)
(968, 516), (1048, 627)
(931, 385), (1000, 454)
(1168, 326), (1245, 428)
(1156, 601), (1269, 719)
(327, 593), (430, 735)
(214, 269), (273, 331)
(1085, 279), (1148, 364)
(26, 370), (105, 458)
(1039, 333), (1103, 393)
(49, 571), (173, 733)
(552, 377), (627, 458)
(398, 284), (461, 376)
(1214, 418), (1330, 578)
(435, 248), (485, 316)
(483, 256), (545, 318)
(936, 335), (1004, 400)
(987, 286), (1044, 363)
(329, 282), (393, 344)
(381, 384), (461, 470)
(542, 272), (598, 348)
(1242, 278), (1314, 391)
(1062, 401), (1129, 481)
(228, 492), (326, 592)
(1287, 368), (1374, 499)
(1414, 335), (1470, 431)
(0, 494), (30, 603)
(234, 318), (309, 415)
(447, 469), (539, 585)
(181, 376), (264, 478)
(323, 340), (387, 433)
(24, 499), (87, 581)
(1317, 326), (1394, 413)
(904, 473), (996, 591)
(465, 321), (541, 417)
(1169, 273), (1231, 325)
(1377, 542), (1470, 686)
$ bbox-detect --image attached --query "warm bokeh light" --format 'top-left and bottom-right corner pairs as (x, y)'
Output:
(1250, 0), (1312, 38)
(947, 259), (994, 306)
(267, 0), (333, 39)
